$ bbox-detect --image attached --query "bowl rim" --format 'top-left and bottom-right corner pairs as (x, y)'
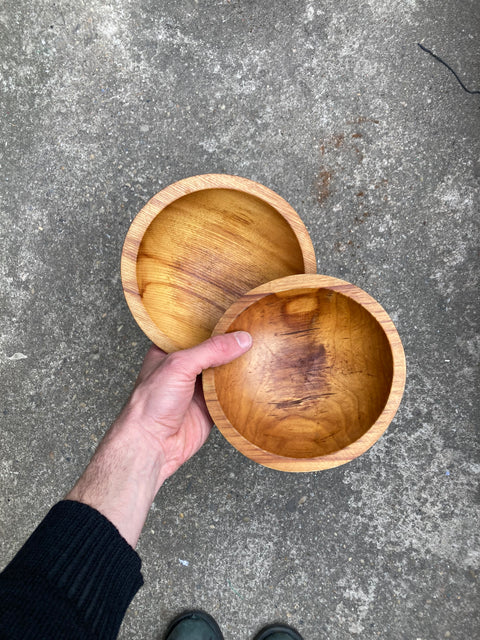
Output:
(121, 174), (317, 352)
(202, 274), (407, 472)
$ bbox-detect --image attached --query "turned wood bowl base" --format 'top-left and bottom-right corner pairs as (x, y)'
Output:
(203, 275), (406, 472)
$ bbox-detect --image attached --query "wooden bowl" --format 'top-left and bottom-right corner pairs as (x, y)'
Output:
(203, 274), (406, 472)
(121, 174), (316, 351)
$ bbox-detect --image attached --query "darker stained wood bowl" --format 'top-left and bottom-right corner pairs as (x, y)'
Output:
(121, 174), (316, 352)
(203, 274), (406, 472)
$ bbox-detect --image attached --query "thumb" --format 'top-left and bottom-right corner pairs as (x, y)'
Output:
(171, 331), (252, 380)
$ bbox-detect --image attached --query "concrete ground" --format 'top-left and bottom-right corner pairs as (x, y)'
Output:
(1, 1), (479, 638)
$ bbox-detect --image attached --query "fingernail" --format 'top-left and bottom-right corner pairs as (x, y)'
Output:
(234, 331), (252, 349)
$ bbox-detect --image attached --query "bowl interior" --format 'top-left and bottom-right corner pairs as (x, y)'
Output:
(213, 287), (394, 458)
(136, 188), (306, 349)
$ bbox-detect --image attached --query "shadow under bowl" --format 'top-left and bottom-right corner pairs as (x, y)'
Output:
(203, 274), (406, 472)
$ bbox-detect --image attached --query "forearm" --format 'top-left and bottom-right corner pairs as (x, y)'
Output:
(66, 413), (165, 548)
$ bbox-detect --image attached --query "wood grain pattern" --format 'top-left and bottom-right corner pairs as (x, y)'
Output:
(121, 174), (316, 351)
(203, 274), (406, 472)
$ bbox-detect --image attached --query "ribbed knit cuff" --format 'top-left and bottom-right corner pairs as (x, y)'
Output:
(2, 500), (144, 640)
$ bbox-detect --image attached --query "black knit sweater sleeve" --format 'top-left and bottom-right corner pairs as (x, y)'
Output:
(0, 500), (144, 640)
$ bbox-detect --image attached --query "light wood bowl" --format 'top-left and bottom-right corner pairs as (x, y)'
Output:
(121, 175), (316, 351)
(203, 274), (406, 472)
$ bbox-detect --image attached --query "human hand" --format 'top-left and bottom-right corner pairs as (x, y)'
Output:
(120, 331), (253, 485)
(67, 331), (252, 547)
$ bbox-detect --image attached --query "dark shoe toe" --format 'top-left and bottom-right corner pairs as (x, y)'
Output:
(253, 623), (304, 640)
(165, 610), (224, 640)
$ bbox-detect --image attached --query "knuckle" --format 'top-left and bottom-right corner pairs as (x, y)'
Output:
(209, 334), (229, 355)
(164, 351), (185, 373)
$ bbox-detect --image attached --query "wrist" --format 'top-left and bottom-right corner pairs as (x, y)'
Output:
(113, 405), (173, 487)
(66, 417), (166, 548)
